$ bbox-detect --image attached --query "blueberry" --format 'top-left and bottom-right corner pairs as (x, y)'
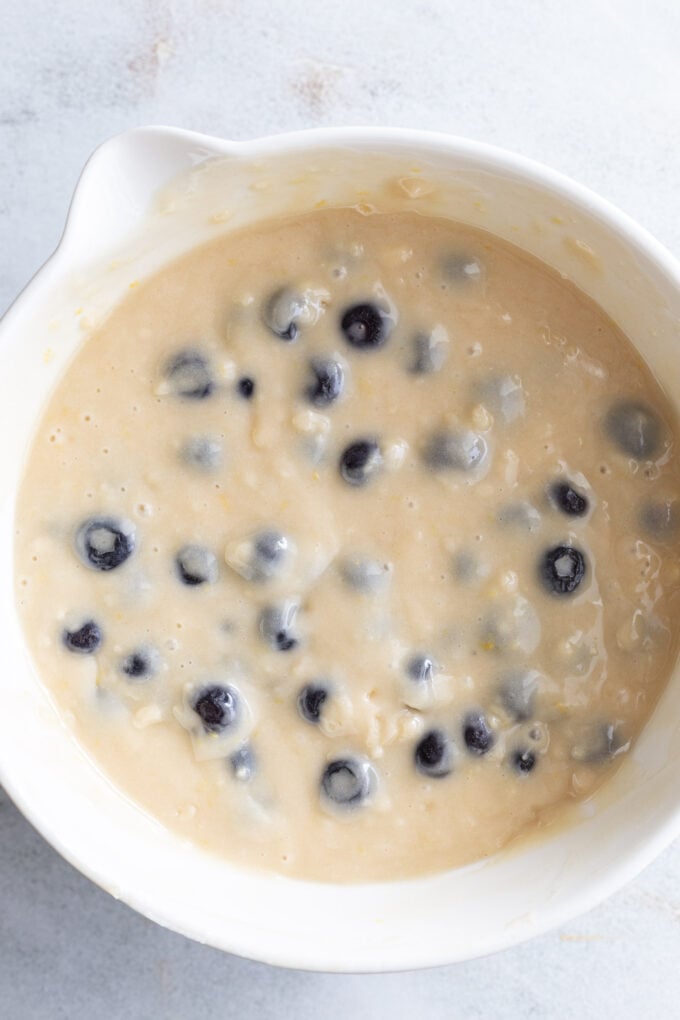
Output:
(640, 499), (680, 543)
(120, 647), (156, 680)
(321, 758), (374, 807)
(264, 288), (305, 341)
(175, 545), (218, 586)
(499, 669), (539, 721)
(339, 439), (383, 486)
(410, 327), (448, 374)
(513, 749), (536, 774)
(259, 601), (299, 651)
(230, 743), (256, 782)
(415, 729), (453, 778)
(181, 435), (222, 471)
(571, 721), (629, 763)
(306, 357), (344, 406)
(340, 556), (392, 593)
(76, 516), (136, 572)
(297, 682), (329, 723)
(604, 400), (662, 459)
(165, 349), (214, 399)
(253, 530), (288, 576)
(225, 529), (290, 583)
(442, 253), (484, 284)
(62, 619), (102, 654)
(192, 684), (240, 734)
(406, 654), (435, 683)
(497, 502), (541, 532)
(237, 376), (256, 399)
(540, 545), (586, 596)
(340, 302), (391, 350)
(475, 375), (525, 424)
(550, 481), (589, 517)
(451, 550), (487, 584)
(121, 652), (147, 678)
(463, 711), (495, 755)
(424, 429), (488, 472)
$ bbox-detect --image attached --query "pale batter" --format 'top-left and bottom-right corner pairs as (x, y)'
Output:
(14, 209), (680, 881)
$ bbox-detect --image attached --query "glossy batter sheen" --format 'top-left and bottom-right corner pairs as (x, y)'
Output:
(14, 209), (680, 882)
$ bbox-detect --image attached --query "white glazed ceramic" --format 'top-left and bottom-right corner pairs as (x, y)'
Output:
(1, 127), (680, 972)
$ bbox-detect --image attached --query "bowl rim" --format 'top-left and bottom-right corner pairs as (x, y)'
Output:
(3, 124), (680, 972)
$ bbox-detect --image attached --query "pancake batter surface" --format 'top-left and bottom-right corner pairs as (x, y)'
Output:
(15, 209), (680, 881)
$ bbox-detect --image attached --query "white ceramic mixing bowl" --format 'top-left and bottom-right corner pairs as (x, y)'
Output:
(1, 127), (679, 971)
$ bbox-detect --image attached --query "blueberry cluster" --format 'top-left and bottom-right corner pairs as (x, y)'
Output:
(58, 286), (667, 815)
(189, 682), (257, 783)
(289, 663), (540, 808)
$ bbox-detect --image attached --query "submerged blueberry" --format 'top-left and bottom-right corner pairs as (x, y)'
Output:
(406, 654), (435, 684)
(175, 545), (218, 586)
(120, 647), (157, 680)
(423, 429), (488, 473)
(253, 530), (288, 575)
(463, 711), (495, 755)
(497, 502), (541, 533)
(550, 481), (589, 517)
(640, 499), (680, 543)
(264, 288), (305, 341)
(192, 684), (240, 734)
(339, 439), (382, 486)
(181, 435), (222, 471)
(225, 528), (291, 583)
(76, 516), (135, 572)
(165, 349), (214, 399)
(306, 357), (344, 406)
(410, 326), (448, 374)
(540, 545), (586, 596)
(475, 375), (525, 425)
(297, 682), (329, 723)
(415, 729), (453, 778)
(321, 757), (374, 807)
(259, 601), (300, 652)
(340, 556), (391, 593)
(442, 253), (484, 285)
(513, 749), (536, 774)
(451, 549), (487, 584)
(604, 400), (662, 459)
(499, 668), (539, 722)
(230, 743), (256, 782)
(340, 302), (391, 349)
(571, 721), (629, 764)
(62, 619), (102, 654)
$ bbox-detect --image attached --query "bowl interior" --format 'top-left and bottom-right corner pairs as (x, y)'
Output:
(1, 127), (680, 971)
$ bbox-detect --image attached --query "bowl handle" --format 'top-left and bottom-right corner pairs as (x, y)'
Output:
(58, 126), (238, 266)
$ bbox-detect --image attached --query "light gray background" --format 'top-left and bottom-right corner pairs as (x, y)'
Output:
(2, 2), (679, 1017)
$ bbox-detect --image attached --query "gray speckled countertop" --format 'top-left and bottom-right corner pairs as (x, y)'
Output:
(2, 2), (680, 1016)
